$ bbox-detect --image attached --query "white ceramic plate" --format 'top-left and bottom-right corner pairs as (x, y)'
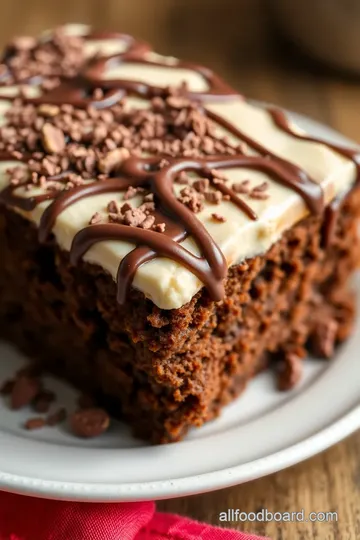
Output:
(0, 111), (360, 502)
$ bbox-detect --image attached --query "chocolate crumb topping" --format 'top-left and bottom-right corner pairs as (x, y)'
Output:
(174, 171), (190, 185)
(193, 178), (209, 193)
(250, 190), (270, 200)
(89, 212), (103, 225)
(204, 190), (223, 204)
(3, 27), (85, 86)
(178, 186), (204, 213)
(232, 180), (250, 194)
(41, 123), (65, 154)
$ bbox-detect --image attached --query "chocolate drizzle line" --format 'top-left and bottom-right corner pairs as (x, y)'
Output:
(268, 107), (360, 247)
(205, 110), (324, 215)
(322, 194), (344, 248)
(0, 27), (356, 306)
(268, 107), (360, 181)
(83, 51), (238, 102)
(37, 154), (321, 301)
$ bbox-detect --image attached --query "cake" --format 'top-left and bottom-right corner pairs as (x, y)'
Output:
(0, 25), (359, 443)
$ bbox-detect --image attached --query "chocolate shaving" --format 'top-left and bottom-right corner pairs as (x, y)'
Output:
(211, 213), (226, 223)
(41, 123), (65, 154)
(38, 104), (60, 118)
(178, 186), (204, 213)
(154, 222), (166, 233)
(204, 190), (223, 204)
(249, 190), (269, 200)
(232, 180), (250, 194)
(89, 212), (103, 225)
(99, 148), (130, 174)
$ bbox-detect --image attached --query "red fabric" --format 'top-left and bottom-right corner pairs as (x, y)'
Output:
(0, 491), (269, 540)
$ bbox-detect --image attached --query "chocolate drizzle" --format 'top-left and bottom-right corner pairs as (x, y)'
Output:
(0, 26), (357, 306)
(268, 106), (360, 247)
(268, 107), (360, 181)
(83, 52), (238, 102)
(205, 110), (324, 215)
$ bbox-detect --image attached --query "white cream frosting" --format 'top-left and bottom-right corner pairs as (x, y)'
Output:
(0, 26), (357, 309)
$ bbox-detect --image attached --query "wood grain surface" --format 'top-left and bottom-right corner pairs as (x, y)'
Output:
(2, 1), (360, 538)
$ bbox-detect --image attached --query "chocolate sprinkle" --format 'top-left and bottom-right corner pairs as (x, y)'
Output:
(211, 213), (226, 223)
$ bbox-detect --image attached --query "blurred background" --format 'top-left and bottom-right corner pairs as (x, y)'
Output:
(1, 0), (360, 142)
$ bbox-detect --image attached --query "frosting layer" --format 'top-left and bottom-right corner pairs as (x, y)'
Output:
(0, 25), (357, 309)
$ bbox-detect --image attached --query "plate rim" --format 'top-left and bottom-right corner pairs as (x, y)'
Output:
(1, 400), (359, 501)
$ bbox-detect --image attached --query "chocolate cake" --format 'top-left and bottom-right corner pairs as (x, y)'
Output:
(0, 25), (359, 443)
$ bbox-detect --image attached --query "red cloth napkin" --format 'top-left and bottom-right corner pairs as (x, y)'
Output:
(0, 491), (269, 540)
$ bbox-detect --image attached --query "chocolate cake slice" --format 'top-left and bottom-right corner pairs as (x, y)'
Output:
(0, 25), (359, 443)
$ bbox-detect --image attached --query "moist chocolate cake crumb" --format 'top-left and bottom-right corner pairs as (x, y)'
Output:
(1, 186), (358, 443)
(174, 171), (190, 185)
(77, 394), (97, 409)
(24, 417), (46, 430)
(10, 375), (41, 410)
(310, 318), (339, 358)
(70, 408), (110, 438)
(33, 389), (56, 413)
(277, 353), (303, 391)
(47, 407), (67, 426)
(0, 379), (14, 395)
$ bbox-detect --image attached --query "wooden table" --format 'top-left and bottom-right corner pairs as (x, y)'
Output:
(1, 1), (359, 538)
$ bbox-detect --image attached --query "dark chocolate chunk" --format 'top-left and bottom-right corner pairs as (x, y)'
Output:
(277, 353), (303, 391)
(11, 376), (41, 410)
(70, 408), (110, 438)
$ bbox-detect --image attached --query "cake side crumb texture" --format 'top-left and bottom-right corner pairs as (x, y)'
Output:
(0, 25), (359, 443)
